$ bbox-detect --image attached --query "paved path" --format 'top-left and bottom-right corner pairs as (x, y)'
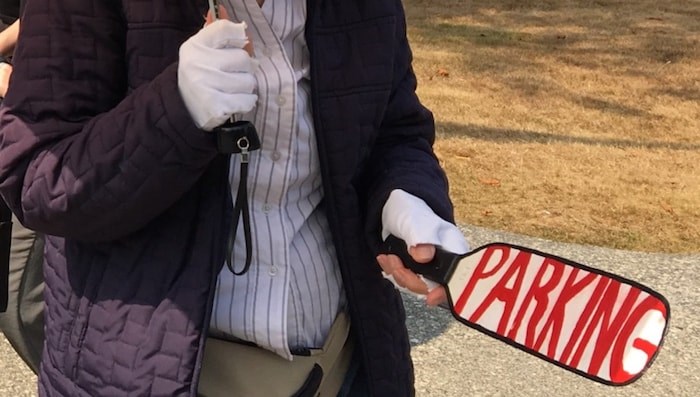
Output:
(0, 337), (35, 396)
(1, 225), (697, 396)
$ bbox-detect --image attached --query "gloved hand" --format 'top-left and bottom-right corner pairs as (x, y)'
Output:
(178, 19), (258, 131)
(377, 189), (469, 306)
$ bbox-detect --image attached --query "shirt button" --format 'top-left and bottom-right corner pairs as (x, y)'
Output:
(271, 151), (281, 161)
(269, 266), (278, 276)
(261, 46), (273, 57)
(276, 95), (287, 106)
(263, 203), (272, 213)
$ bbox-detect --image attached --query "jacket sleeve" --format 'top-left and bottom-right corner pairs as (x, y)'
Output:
(362, 0), (456, 249)
(0, 0), (219, 241)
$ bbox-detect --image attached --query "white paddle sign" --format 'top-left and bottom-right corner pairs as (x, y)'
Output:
(382, 235), (670, 386)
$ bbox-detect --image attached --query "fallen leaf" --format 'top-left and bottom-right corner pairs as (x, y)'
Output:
(454, 150), (472, 160)
(437, 68), (450, 77)
(659, 201), (676, 216)
(479, 178), (501, 187)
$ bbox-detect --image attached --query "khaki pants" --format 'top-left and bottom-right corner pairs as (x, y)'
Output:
(199, 311), (353, 397)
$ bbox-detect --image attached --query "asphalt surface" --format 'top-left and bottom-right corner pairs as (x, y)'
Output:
(1, 224), (697, 396)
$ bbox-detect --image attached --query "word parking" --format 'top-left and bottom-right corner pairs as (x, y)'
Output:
(447, 245), (667, 383)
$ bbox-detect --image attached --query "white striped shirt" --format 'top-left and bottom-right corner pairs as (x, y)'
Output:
(209, 0), (346, 360)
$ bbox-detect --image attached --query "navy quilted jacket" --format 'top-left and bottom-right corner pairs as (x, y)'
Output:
(0, 0), (455, 396)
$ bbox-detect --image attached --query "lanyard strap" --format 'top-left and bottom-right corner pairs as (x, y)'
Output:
(207, 1), (260, 275)
(226, 136), (254, 275)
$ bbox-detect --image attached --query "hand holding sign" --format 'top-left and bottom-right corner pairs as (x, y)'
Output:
(382, 235), (670, 385)
(378, 189), (469, 306)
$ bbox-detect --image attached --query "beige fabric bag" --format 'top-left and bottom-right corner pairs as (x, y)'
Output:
(198, 311), (353, 397)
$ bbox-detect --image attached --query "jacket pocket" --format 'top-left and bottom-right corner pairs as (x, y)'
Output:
(63, 247), (108, 380)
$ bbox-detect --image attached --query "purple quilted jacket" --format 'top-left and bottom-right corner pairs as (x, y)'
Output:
(0, 0), (455, 396)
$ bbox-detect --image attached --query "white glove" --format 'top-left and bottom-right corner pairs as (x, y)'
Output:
(382, 189), (469, 253)
(178, 20), (258, 131)
(380, 189), (469, 299)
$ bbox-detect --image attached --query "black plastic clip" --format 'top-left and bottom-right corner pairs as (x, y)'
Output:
(215, 120), (261, 155)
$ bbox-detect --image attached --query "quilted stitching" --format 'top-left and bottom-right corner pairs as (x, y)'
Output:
(0, 0), (450, 396)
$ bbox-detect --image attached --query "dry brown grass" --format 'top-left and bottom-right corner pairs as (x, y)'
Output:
(405, 0), (700, 253)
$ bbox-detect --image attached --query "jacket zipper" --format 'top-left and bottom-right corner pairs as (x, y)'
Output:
(190, 155), (232, 396)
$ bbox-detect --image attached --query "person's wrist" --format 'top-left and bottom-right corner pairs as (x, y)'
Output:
(0, 56), (11, 99)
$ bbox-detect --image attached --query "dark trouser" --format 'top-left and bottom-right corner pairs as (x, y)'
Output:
(0, 215), (44, 374)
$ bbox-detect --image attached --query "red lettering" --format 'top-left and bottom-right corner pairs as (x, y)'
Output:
(453, 246), (510, 315)
(608, 296), (667, 383)
(507, 258), (564, 348)
(534, 269), (601, 359)
(586, 283), (641, 375)
(566, 280), (640, 374)
(469, 250), (531, 335)
(557, 275), (609, 363)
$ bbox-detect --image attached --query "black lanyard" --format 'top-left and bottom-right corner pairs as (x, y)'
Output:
(215, 120), (260, 275)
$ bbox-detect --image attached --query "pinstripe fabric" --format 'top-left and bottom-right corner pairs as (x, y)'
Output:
(210, 0), (346, 360)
